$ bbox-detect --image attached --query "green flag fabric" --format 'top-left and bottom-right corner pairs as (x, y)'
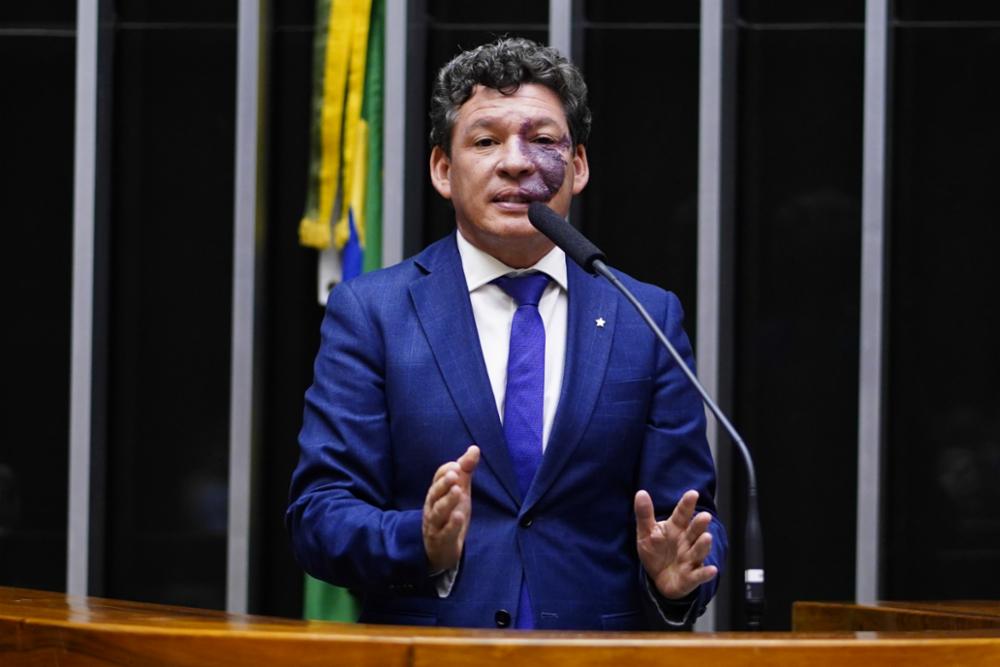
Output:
(361, 0), (383, 273)
(301, 0), (384, 623)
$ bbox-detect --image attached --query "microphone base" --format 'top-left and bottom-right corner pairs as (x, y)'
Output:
(744, 598), (766, 631)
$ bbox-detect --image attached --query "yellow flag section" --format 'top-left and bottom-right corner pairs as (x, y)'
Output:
(298, 0), (373, 255)
(300, 0), (381, 623)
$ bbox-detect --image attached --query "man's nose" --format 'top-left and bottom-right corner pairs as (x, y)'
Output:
(497, 138), (535, 176)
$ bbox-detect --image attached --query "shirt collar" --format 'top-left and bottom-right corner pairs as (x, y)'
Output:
(455, 229), (568, 293)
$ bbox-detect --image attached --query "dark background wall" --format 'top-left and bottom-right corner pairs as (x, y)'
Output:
(886, 0), (1000, 601)
(2, 0), (998, 630)
(732, 2), (864, 630)
(102, 0), (237, 610)
(253, 0), (327, 618)
(0, 0), (76, 594)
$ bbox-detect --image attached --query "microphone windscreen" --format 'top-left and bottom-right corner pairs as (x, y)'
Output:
(527, 203), (607, 273)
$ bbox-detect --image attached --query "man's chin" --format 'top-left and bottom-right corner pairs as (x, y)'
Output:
(498, 216), (545, 239)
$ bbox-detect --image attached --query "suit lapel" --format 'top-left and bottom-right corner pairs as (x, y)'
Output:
(523, 261), (619, 513)
(409, 236), (522, 505)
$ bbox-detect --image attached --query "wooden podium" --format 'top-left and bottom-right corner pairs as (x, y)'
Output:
(3, 586), (1000, 666)
(794, 599), (1000, 632)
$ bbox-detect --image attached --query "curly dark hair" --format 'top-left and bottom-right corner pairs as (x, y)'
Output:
(429, 37), (592, 155)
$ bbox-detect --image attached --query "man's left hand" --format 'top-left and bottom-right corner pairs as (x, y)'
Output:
(634, 489), (718, 600)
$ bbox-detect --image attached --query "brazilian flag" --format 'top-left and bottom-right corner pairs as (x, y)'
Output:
(299, 0), (384, 621)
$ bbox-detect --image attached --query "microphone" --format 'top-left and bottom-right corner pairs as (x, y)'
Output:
(527, 202), (607, 271)
(528, 202), (766, 630)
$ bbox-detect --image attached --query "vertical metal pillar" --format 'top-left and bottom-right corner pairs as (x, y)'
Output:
(856, 0), (891, 605)
(696, 0), (737, 631)
(227, 0), (267, 614)
(549, 0), (573, 58)
(382, 0), (407, 267)
(68, 0), (100, 598)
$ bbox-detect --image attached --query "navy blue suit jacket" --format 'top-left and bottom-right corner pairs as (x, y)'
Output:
(287, 233), (727, 630)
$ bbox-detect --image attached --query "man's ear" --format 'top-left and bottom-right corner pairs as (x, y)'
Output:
(570, 143), (590, 195)
(429, 145), (452, 199)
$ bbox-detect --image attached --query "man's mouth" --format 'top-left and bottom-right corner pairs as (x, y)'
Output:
(492, 188), (549, 205)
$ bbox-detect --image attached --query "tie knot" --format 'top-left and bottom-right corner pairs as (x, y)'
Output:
(493, 272), (550, 308)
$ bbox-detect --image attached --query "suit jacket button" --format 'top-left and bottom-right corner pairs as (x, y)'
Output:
(495, 609), (512, 628)
(519, 516), (533, 528)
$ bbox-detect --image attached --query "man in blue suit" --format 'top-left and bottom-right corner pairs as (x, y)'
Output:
(287, 38), (726, 630)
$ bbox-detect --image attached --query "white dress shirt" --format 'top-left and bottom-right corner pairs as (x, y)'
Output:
(434, 232), (568, 598)
(455, 231), (568, 449)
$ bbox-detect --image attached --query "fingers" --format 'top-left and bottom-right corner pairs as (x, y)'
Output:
(431, 444), (478, 482)
(636, 489), (720, 599)
(674, 509), (713, 570)
(649, 529), (718, 599)
(423, 445), (478, 572)
(685, 529), (713, 565)
(428, 446), (478, 495)
(435, 506), (467, 545)
(668, 490), (699, 530)
(457, 445), (480, 475)
(426, 482), (464, 530)
(424, 467), (459, 516)
(682, 511), (713, 549)
(636, 489), (702, 542)
(426, 445), (479, 511)
(634, 490), (657, 539)
(429, 466), (459, 497)
(637, 489), (706, 542)
(689, 563), (719, 588)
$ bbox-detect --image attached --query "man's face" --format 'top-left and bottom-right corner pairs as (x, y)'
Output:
(429, 83), (590, 267)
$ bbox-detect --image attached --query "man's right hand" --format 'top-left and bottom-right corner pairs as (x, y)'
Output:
(422, 445), (480, 573)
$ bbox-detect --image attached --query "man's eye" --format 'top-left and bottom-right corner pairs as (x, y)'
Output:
(474, 138), (497, 147)
(532, 136), (556, 145)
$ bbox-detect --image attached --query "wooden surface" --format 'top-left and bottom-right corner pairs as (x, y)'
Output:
(794, 599), (1000, 632)
(4, 587), (1000, 666)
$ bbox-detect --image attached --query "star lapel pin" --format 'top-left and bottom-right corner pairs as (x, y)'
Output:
(595, 317), (606, 328)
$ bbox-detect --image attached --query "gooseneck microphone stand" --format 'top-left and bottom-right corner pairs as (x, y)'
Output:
(528, 202), (765, 630)
(591, 259), (764, 631)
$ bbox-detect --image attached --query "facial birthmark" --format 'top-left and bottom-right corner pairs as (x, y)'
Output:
(515, 119), (571, 202)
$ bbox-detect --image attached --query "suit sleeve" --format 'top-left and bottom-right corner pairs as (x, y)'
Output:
(286, 281), (431, 592)
(637, 290), (728, 627)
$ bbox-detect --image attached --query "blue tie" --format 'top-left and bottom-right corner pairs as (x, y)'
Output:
(493, 272), (550, 629)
